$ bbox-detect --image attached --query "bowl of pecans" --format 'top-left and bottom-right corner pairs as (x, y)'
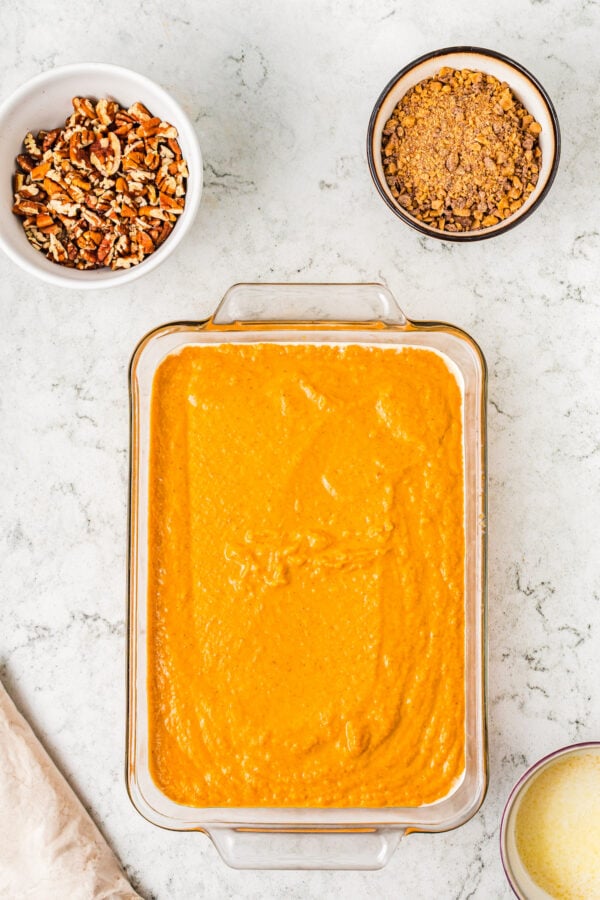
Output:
(367, 47), (560, 240)
(0, 63), (202, 287)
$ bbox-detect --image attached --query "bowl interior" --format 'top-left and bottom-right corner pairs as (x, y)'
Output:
(370, 50), (558, 239)
(500, 743), (600, 899)
(0, 64), (202, 287)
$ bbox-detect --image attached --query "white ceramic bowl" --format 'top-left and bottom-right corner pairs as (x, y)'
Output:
(367, 47), (560, 241)
(0, 63), (202, 288)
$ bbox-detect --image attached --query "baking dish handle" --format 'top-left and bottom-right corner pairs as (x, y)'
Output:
(207, 825), (404, 870)
(211, 282), (407, 326)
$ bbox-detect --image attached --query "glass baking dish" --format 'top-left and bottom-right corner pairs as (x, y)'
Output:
(127, 282), (488, 870)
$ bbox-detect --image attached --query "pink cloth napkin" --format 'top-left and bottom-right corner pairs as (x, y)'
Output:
(0, 681), (140, 899)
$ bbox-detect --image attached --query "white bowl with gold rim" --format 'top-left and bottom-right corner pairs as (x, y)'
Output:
(367, 46), (560, 241)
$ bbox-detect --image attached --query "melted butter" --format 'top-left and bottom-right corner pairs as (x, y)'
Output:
(147, 343), (465, 807)
(515, 752), (600, 899)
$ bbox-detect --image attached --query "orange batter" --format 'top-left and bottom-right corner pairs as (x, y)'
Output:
(148, 342), (465, 808)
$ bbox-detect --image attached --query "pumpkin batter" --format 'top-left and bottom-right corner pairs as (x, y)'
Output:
(148, 342), (465, 807)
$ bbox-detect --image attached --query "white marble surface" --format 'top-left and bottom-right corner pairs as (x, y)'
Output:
(0, 1), (598, 897)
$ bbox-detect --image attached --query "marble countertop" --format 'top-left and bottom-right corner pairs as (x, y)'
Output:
(1, 1), (598, 897)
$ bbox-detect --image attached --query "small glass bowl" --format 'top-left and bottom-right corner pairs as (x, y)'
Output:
(500, 741), (600, 898)
(367, 46), (560, 242)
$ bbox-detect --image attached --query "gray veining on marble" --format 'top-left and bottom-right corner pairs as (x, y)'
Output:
(1, 0), (599, 897)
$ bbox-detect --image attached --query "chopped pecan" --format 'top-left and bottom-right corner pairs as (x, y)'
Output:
(96, 232), (116, 263)
(31, 160), (51, 181)
(16, 183), (40, 199)
(24, 132), (42, 158)
(69, 131), (94, 168)
(12, 95), (188, 269)
(128, 101), (152, 122)
(167, 138), (182, 159)
(96, 98), (119, 125)
(72, 96), (96, 120)
(158, 192), (184, 213)
(12, 199), (46, 216)
(144, 149), (160, 170)
(136, 116), (162, 138)
(89, 132), (122, 177)
(114, 111), (135, 135)
(16, 154), (37, 173)
(137, 231), (155, 254)
(42, 129), (60, 152)
(155, 221), (174, 245)
(81, 208), (104, 229)
(43, 177), (63, 197)
(112, 254), (139, 269)
(49, 234), (68, 263)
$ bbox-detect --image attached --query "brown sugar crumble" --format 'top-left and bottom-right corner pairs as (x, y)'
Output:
(381, 68), (542, 233)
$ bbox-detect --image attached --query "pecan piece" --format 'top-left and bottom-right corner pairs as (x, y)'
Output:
(16, 153), (37, 173)
(158, 192), (184, 213)
(90, 132), (121, 177)
(95, 232), (116, 263)
(136, 116), (162, 138)
(137, 231), (155, 254)
(72, 96), (96, 119)
(24, 132), (42, 158)
(128, 101), (152, 122)
(13, 96), (188, 269)
(155, 221), (174, 245)
(167, 137), (182, 159)
(12, 199), (46, 216)
(43, 177), (63, 196)
(47, 197), (81, 216)
(15, 183), (40, 199)
(114, 111), (135, 135)
(81, 208), (105, 229)
(95, 98), (119, 125)
(42, 129), (60, 152)
(30, 160), (51, 181)
(155, 122), (178, 140)
(48, 234), (68, 263)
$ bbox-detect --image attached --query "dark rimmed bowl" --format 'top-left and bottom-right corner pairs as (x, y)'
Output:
(367, 47), (560, 242)
(500, 741), (600, 898)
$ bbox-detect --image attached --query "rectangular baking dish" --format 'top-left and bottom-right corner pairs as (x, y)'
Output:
(127, 282), (488, 870)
